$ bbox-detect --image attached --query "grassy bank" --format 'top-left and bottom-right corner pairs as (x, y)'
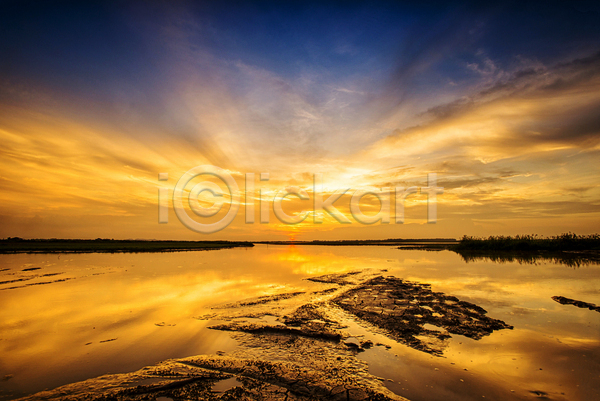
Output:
(449, 233), (600, 266)
(0, 238), (254, 254)
(454, 233), (600, 252)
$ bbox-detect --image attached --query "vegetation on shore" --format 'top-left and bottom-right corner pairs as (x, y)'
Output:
(0, 238), (254, 254)
(448, 233), (600, 267)
(454, 233), (600, 252)
(2, 233), (598, 257)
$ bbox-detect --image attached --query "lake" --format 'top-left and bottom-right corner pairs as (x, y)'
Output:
(0, 245), (599, 400)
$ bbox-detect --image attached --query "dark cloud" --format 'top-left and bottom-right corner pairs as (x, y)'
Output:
(425, 50), (600, 120)
(528, 101), (600, 145)
(381, 48), (600, 152)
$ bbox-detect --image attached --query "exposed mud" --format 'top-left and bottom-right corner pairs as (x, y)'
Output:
(155, 322), (177, 327)
(209, 273), (512, 356)
(552, 295), (600, 312)
(0, 266), (117, 291)
(306, 271), (367, 285)
(210, 303), (344, 341)
(332, 276), (513, 355)
(0, 277), (74, 291)
(0, 277), (36, 285)
(209, 322), (342, 341)
(212, 291), (305, 309)
(19, 354), (404, 400)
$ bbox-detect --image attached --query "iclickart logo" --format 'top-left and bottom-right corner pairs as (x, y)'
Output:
(157, 166), (443, 234)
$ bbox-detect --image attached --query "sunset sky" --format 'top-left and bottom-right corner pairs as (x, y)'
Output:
(1, 1), (599, 240)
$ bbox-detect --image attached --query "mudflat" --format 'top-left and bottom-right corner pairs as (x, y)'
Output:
(19, 270), (511, 400)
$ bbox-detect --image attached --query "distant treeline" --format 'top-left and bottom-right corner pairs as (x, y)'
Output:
(455, 233), (600, 252)
(0, 238), (254, 254)
(257, 238), (457, 246)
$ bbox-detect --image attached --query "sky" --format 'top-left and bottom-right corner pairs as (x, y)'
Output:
(1, 0), (600, 240)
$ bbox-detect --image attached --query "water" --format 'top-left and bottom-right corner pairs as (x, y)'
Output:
(0, 245), (598, 400)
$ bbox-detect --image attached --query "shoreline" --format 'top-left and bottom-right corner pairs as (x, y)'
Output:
(0, 239), (254, 254)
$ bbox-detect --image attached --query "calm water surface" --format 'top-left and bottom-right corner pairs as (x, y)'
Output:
(0, 245), (598, 400)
